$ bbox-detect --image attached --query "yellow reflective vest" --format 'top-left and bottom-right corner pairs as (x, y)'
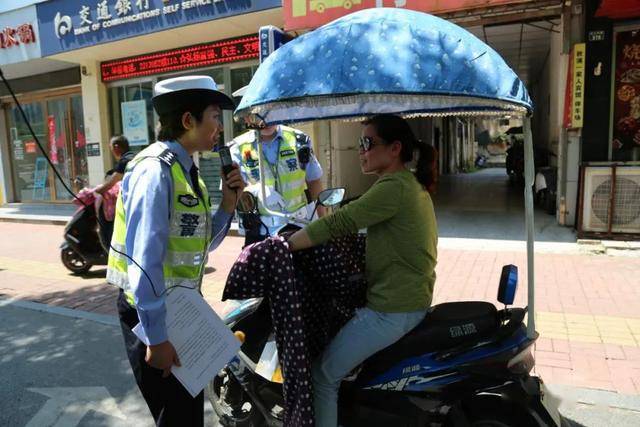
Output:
(106, 144), (211, 306)
(233, 126), (308, 214)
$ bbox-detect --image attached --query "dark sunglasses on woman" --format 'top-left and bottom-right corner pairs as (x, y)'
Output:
(358, 136), (383, 152)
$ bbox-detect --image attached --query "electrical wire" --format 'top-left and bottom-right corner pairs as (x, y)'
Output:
(0, 66), (236, 299)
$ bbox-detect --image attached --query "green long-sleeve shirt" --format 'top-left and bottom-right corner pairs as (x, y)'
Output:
(306, 169), (437, 313)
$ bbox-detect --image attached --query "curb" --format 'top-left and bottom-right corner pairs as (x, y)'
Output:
(0, 297), (119, 326)
(0, 215), (70, 225)
(578, 239), (640, 257)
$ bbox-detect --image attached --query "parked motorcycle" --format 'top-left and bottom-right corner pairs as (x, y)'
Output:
(209, 189), (561, 427)
(60, 189), (109, 275)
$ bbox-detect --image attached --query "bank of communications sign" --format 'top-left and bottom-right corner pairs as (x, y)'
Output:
(36, 0), (281, 55)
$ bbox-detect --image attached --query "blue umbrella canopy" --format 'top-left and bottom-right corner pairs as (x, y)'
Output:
(235, 8), (532, 125)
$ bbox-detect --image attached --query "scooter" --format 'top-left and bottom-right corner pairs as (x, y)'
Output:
(60, 188), (109, 275)
(209, 190), (561, 427)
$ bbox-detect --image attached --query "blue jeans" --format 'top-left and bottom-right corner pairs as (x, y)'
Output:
(312, 307), (427, 427)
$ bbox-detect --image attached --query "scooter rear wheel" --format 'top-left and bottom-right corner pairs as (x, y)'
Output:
(61, 247), (91, 275)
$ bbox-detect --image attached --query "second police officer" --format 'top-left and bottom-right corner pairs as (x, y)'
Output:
(229, 86), (325, 246)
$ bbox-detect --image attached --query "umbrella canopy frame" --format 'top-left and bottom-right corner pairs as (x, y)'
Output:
(236, 8), (537, 339)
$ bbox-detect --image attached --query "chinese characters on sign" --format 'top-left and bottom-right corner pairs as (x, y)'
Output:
(0, 24), (36, 49)
(101, 36), (259, 81)
(37, 0), (280, 56)
(571, 43), (586, 128)
(70, 0), (161, 37)
(612, 30), (640, 158)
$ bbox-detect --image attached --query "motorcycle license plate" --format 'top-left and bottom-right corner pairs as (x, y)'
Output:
(539, 380), (562, 426)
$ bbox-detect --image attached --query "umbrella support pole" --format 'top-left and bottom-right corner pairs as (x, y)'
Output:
(257, 130), (268, 209)
(524, 118), (536, 339)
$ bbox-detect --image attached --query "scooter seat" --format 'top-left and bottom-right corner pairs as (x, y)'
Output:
(357, 302), (499, 383)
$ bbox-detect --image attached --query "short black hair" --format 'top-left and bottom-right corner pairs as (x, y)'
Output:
(110, 135), (129, 152)
(156, 100), (212, 141)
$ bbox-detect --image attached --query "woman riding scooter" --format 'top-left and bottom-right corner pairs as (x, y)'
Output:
(287, 114), (438, 427)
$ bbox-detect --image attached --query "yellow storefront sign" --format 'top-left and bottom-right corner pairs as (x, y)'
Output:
(571, 43), (586, 128)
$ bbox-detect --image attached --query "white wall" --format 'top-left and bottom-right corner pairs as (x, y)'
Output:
(330, 121), (377, 198)
(0, 112), (12, 204)
(80, 61), (111, 186)
(532, 27), (568, 164)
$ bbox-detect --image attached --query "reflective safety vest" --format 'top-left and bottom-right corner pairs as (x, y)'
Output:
(106, 143), (212, 306)
(234, 126), (308, 214)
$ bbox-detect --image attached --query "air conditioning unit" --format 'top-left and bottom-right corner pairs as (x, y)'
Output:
(581, 166), (640, 234)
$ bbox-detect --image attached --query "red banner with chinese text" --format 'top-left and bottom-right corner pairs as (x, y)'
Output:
(284, 0), (532, 31)
(101, 36), (259, 82)
(47, 115), (58, 165)
(563, 46), (575, 129)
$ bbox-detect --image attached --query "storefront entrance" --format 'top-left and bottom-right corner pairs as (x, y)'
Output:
(5, 89), (88, 202)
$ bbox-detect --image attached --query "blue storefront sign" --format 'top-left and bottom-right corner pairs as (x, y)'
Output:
(36, 0), (281, 56)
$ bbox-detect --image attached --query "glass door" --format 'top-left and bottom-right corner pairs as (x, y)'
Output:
(5, 92), (87, 202)
(70, 95), (89, 190)
(7, 102), (50, 202)
(46, 98), (73, 200)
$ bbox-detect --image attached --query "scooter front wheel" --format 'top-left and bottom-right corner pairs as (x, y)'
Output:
(61, 247), (91, 275)
(208, 370), (266, 427)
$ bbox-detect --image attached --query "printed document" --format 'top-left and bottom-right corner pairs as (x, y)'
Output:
(134, 287), (241, 397)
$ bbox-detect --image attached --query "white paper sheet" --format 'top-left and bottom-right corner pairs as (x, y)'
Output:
(133, 287), (241, 397)
(255, 339), (280, 381)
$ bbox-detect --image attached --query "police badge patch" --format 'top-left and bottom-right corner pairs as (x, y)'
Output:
(178, 194), (199, 208)
(180, 213), (200, 236)
(286, 158), (298, 171)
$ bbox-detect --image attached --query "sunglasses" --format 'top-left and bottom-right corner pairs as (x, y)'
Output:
(358, 136), (383, 152)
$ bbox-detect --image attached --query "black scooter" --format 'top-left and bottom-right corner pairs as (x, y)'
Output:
(60, 199), (108, 275)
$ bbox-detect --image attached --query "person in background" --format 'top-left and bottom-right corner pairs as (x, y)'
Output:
(287, 114), (438, 427)
(95, 135), (134, 195)
(95, 135), (134, 247)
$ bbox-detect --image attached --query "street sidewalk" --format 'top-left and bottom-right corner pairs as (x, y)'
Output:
(1, 222), (639, 395)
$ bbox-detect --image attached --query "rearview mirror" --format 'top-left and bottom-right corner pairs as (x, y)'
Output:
(237, 191), (258, 214)
(317, 188), (346, 207)
(497, 264), (518, 306)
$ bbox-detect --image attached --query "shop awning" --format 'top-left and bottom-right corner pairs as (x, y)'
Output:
(596, 0), (640, 20)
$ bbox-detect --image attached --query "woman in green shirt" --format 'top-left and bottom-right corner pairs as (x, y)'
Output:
(287, 114), (438, 427)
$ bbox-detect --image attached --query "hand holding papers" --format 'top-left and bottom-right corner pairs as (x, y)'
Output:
(134, 287), (240, 397)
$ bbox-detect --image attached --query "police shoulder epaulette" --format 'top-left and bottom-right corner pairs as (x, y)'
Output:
(157, 149), (178, 166)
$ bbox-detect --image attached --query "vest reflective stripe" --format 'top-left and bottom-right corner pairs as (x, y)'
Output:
(106, 143), (211, 307)
(236, 127), (307, 213)
(106, 269), (200, 293)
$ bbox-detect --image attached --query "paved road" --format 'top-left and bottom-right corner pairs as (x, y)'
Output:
(3, 298), (640, 426)
(0, 300), (219, 427)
